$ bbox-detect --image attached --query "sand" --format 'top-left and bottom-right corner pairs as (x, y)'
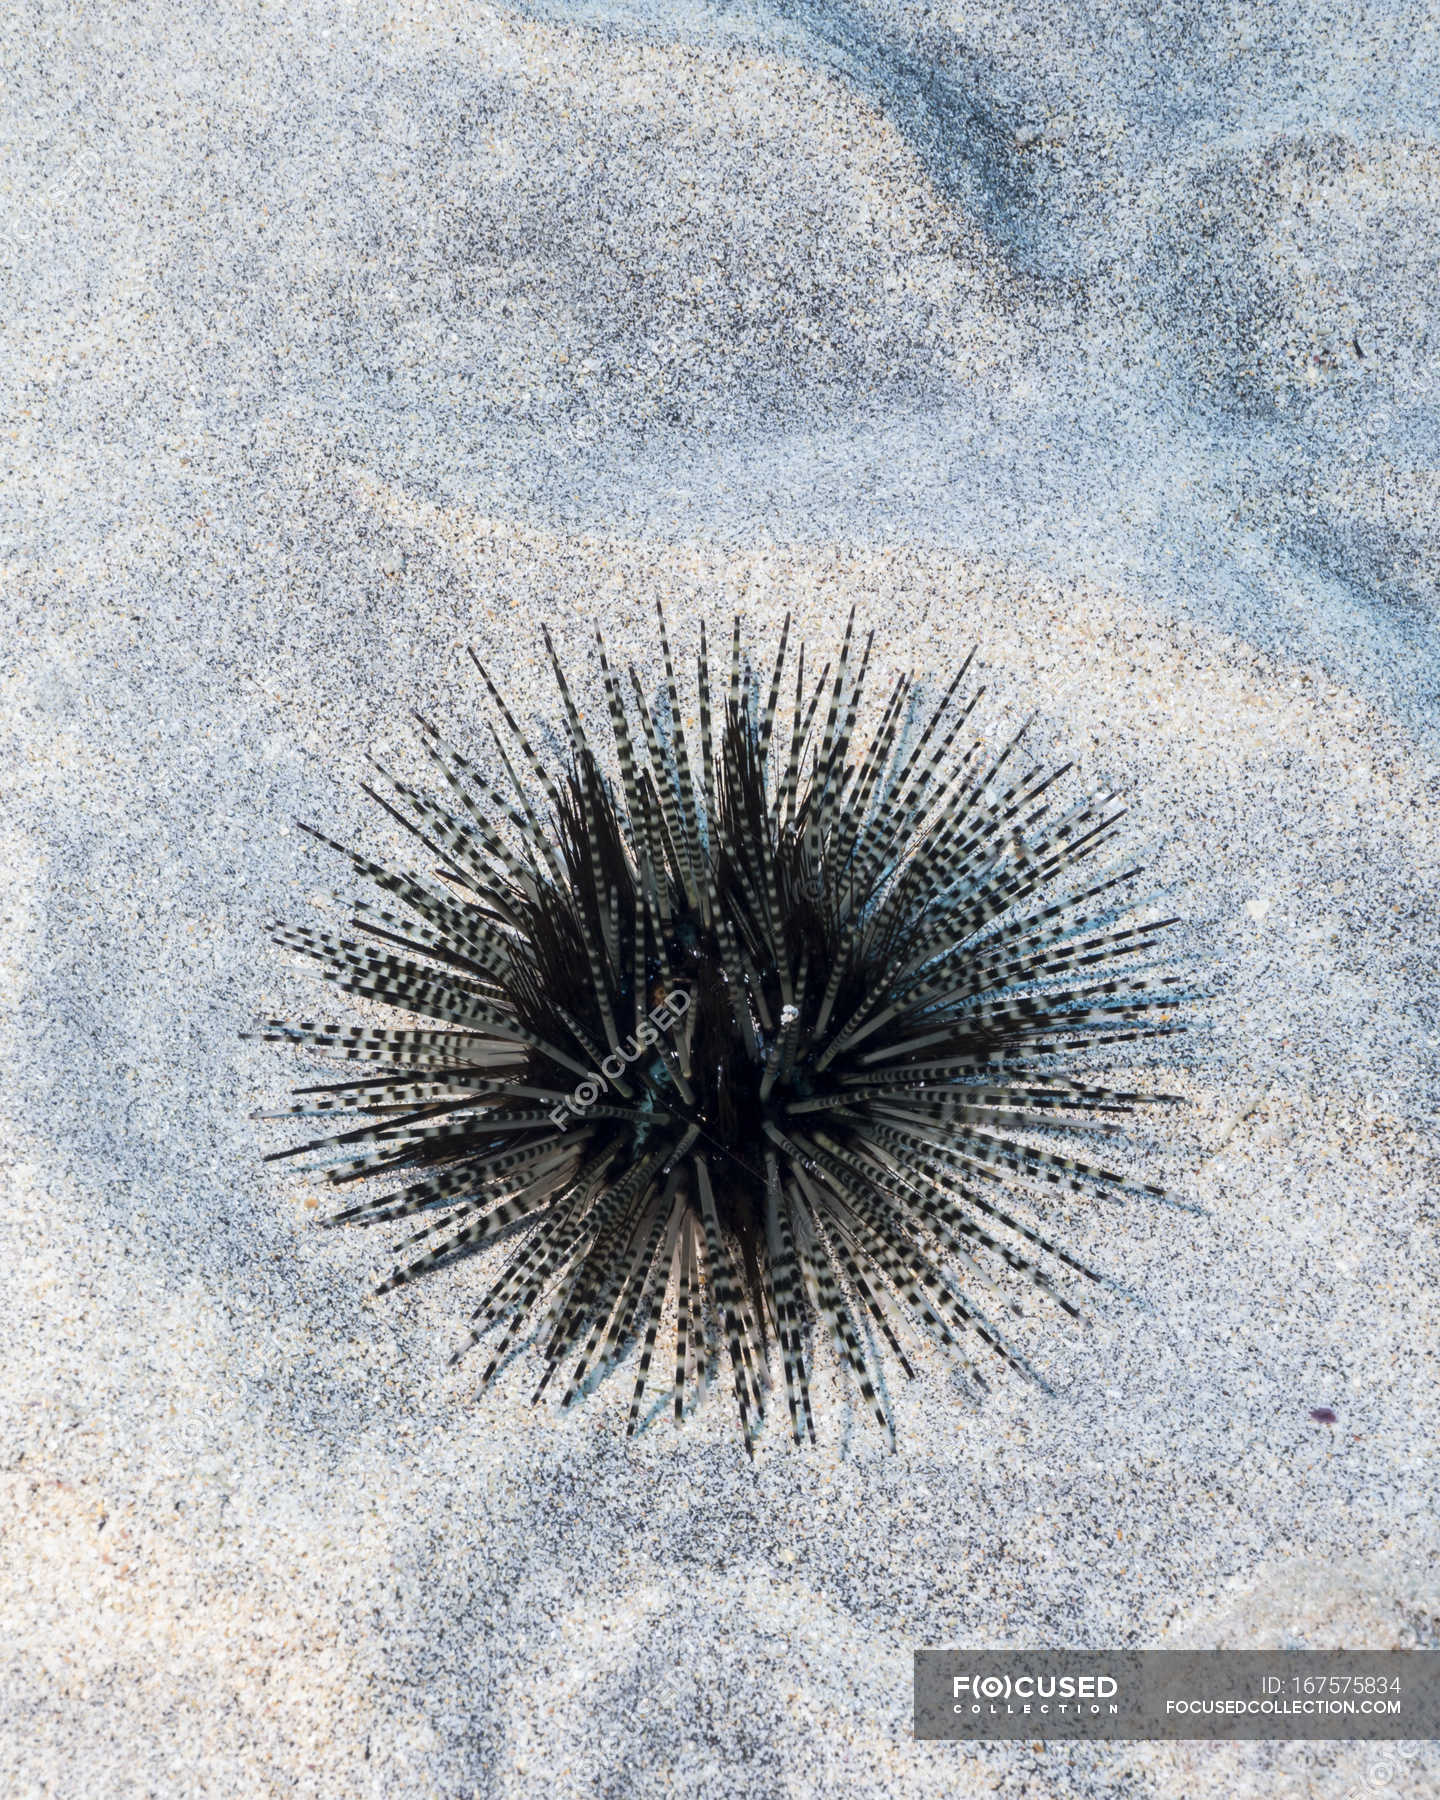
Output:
(2, 2), (1437, 1796)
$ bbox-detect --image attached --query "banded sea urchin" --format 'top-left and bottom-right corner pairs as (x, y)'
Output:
(260, 609), (1185, 1448)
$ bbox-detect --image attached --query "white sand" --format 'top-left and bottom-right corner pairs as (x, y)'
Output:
(2, 2), (1437, 1796)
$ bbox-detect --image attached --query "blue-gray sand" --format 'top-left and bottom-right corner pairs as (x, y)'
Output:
(2, 2), (1436, 1796)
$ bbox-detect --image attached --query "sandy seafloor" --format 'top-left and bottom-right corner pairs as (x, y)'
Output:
(2, 0), (1439, 1795)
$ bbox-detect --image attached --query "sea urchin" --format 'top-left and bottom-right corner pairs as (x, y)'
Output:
(260, 608), (1184, 1448)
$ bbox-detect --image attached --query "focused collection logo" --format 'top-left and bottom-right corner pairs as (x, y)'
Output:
(951, 1672), (1120, 1717)
(545, 987), (692, 1127)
